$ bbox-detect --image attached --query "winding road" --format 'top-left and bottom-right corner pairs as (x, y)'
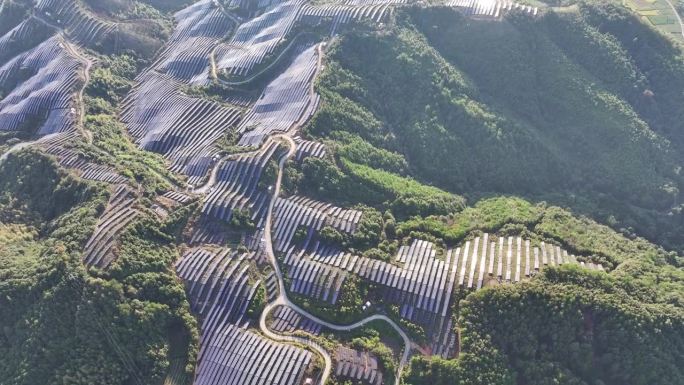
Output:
(215, 32), (319, 87)
(185, 37), (414, 384)
(192, 158), (226, 194)
(255, 133), (413, 385)
(1, 11), (415, 383)
(226, 41), (413, 385)
(0, 139), (39, 165)
(663, 0), (684, 41)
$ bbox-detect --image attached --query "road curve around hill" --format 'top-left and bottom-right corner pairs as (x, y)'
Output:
(663, 0), (684, 40)
(257, 134), (413, 385)
(0, 132), (64, 165)
(191, 40), (412, 385)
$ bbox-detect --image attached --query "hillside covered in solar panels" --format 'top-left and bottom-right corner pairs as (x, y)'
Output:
(1, 0), (684, 385)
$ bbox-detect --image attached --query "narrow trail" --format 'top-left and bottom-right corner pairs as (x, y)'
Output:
(216, 32), (318, 87)
(61, 36), (93, 144)
(32, 14), (94, 143)
(212, 0), (242, 25)
(207, 0), (242, 81)
(0, 19), (94, 162)
(28, 20), (182, 192)
(192, 148), (262, 194)
(192, 156), (228, 194)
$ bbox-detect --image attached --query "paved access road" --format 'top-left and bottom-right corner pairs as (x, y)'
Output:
(257, 134), (413, 385)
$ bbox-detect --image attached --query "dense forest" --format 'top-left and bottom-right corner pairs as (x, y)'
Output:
(0, 151), (197, 385)
(405, 266), (684, 385)
(303, 1), (684, 253)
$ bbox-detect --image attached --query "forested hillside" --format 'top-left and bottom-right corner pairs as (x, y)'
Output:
(0, 151), (197, 385)
(1, 1), (683, 385)
(304, 1), (684, 252)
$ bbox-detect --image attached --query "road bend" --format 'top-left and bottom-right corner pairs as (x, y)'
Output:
(257, 135), (413, 385)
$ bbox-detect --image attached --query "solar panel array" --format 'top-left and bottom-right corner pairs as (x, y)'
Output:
(38, 132), (127, 184)
(120, 0), (415, 178)
(0, 36), (84, 135)
(288, 257), (349, 303)
(445, 0), (539, 18)
(0, 17), (54, 63)
(335, 346), (383, 385)
(201, 138), (281, 227)
(272, 195), (363, 253)
(223, 0), (288, 10)
(215, 0), (406, 79)
(214, 0), (304, 77)
(306, 236), (603, 319)
(35, 0), (115, 44)
(175, 248), (259, 333)
(237, 43), (320, 146)
(270, 305), (323, 335)
(293, 136), (326, 161)
(300, 0), (399, 31)
(153, 0), (234, 84)
(121, 72), (242, 180)
(175, 248), (314, 385)
(291, 233), (604, 357)
(193, 323), (313, 385)
(83, 184), (139, 268)
(271, 195), (363, 305)
(118, 0), (242, 181)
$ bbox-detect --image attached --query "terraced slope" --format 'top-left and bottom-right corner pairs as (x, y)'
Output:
(175, 247), (315, 385)
(118, 0), (398, 183)
(175, 248), (258, 333)
(35, 0), (172, 56)
(335, 346), (383, 385)
(37, 132), (126, 183)
(83, 184), (139, 268)
(237, 43), (321, 146)
(122, 71), (242, 177)
(0, 35), (87, 136)
(446, 0), (538, 17)
(201, 138), (280, 225)
(214, 0), (304, 77)
(0, 16), (55, 63)
(36, 0), (116, 44)
(194, 323), (313, 385)
(154, 0), (234, 84)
